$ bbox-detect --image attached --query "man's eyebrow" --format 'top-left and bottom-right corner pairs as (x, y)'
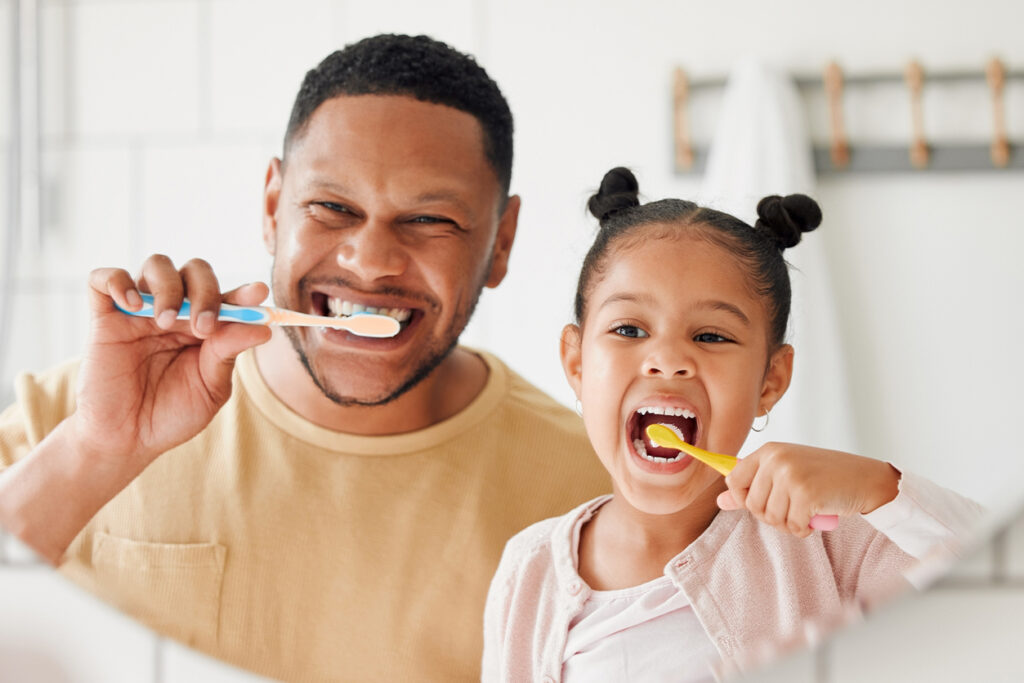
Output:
(413, 191), (474, 216)
(299, 181), (474, 215)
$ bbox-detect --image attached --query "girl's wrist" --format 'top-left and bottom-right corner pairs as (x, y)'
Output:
(859, 461), (901, 515)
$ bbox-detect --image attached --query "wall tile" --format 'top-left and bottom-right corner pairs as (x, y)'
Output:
(161, 639), (278, 683)
(0, 0), (10, 141)
(139, 141), (275, 289)
(827, 589), (1024, 682)
(0, 568), (157, 682)
(340, 0), (478, 56)
(33, 144), (135, 282)
(64, 0), (202, 137)
(209, 0), (341, 136)
(3, 287), (89, 388)
(40, 0), (71, 139)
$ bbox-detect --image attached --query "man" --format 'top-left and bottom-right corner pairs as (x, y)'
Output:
(0, 34), (608, 681)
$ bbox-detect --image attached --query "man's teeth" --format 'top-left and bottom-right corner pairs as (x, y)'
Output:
(633, 438), (684, 463)
(326, 298), (411, 322)
(637, 406), (696, 419)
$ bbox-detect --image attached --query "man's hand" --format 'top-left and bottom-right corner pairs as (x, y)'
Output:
(0, 255), (271, 564)
(75, 256), (271, 472)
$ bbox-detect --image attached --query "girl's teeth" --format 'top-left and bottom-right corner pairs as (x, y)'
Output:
(341, 300), (353, 316)
(637, 406), (696, 419)
(352, 303), (366, 314)
(633, 439), (683, 464)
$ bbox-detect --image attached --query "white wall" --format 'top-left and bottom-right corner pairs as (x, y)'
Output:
(2, 0), (1023, 681)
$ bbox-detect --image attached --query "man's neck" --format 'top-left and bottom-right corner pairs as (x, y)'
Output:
(253, 333), (489, 436)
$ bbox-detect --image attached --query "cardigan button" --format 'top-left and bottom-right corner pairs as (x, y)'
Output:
(542, 677), (556, 683)
(567, 580), (583, 595)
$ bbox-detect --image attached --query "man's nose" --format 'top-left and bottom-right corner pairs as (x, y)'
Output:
(335, 220), (409, 281)
(641, 343), (696, 378)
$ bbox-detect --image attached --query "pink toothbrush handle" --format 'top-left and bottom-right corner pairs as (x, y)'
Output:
(810, 514), (839, 531)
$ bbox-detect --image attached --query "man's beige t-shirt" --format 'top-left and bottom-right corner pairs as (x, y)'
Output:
(0, 348), (609, 681)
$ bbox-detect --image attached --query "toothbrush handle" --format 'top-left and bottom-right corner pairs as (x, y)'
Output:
(120, 294), (269, 325)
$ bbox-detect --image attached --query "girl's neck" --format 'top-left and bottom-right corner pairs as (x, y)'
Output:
(578, 483), (725, 591)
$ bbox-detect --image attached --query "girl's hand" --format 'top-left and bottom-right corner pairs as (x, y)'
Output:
(716, 442), (901, 537)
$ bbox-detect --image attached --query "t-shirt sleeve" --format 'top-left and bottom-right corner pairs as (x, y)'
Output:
(0, 361), (80, 472)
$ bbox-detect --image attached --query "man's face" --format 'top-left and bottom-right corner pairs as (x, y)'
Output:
(262, 95), (518, 405)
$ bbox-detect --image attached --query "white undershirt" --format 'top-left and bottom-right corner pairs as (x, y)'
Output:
(562, 547), (718, 682)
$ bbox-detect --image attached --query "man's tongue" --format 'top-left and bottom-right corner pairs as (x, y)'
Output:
(638, 413), (696, 458)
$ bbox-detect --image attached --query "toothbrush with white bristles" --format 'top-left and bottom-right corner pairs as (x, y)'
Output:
(117, 293), (402, 338)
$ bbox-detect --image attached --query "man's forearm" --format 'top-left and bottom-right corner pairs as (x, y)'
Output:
(0, 418), (137, 565)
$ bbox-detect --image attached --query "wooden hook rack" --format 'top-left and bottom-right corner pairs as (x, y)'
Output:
(673, 61), (1023, 174)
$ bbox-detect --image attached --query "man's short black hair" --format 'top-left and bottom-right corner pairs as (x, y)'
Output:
(284, 34), (514, 196)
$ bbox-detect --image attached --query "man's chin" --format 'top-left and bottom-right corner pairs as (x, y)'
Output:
(289, 335), (457, 409)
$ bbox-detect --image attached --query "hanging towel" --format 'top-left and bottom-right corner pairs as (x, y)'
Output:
(699, 58), (857, 455)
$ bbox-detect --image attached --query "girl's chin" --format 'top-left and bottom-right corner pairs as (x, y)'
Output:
(616, 485), (704, 517)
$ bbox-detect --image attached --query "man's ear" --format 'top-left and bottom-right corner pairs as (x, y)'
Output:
(262, 158), (283, 255)
(485, 195), (521, 288)
(559, 323), (583, 401)
(759, 344), (794, 414)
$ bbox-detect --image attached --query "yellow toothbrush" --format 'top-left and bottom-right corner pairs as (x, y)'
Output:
(644, 423), (838, 530)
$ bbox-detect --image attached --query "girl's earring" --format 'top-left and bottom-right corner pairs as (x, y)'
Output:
(751, 408), (770, 433)
(574, 399), (583, 417)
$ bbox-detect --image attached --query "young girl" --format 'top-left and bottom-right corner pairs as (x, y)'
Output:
(482, 167), (984, 682)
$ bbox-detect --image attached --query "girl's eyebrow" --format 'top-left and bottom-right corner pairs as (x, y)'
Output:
(697, 300), (751, 326)
(599, 293), (751, 326)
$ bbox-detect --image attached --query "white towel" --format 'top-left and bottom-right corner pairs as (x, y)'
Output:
(699, 58), (857, 455)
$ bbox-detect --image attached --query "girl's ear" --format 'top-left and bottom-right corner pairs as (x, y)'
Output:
(560, 324), (584, 400)
(759, 344), (794, 413)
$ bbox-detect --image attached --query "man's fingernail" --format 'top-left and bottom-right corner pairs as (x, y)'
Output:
(157, 309), (178, 328)
(196, 311), (216, 334)
(125, 289), (143, 309)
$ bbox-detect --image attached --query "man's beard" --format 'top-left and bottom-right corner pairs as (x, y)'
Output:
(272, 261), (490, 407)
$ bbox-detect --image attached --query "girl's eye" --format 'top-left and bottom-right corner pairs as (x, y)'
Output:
(695, 332), (731, 343)
(613, 325), (649, 339)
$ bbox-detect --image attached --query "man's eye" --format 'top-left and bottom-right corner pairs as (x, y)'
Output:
(695, 332), (730, 343)
(411, 215), (456, 226)
(613, 325), (648, 339)
(316, 202), (350, 214)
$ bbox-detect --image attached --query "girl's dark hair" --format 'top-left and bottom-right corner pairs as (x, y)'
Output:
(575, 167), (822, 349)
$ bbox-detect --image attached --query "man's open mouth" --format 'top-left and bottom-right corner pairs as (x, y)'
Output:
(312, 292), (418, 330)
(629, 406), (699, 463)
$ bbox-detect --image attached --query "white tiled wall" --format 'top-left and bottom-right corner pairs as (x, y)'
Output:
(3, 1), (1024, 682)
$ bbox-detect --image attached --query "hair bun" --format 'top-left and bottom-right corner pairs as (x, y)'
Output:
(588, 167), (640, 224)
(754, 194), (822, 249)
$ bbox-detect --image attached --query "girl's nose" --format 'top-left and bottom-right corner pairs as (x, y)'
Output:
(335, 220), (409, 281)
(642, 346), (696, 377)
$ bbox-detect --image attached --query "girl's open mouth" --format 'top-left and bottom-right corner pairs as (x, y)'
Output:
(628, 406), (699, 464)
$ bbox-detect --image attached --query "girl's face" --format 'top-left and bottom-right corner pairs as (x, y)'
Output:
(561, 228), (793, 515)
